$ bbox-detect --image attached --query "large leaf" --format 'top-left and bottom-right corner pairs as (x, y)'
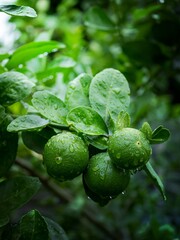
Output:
(66, 106), (108, 135)
(0, 106), (18, 177)
(84, 6), (117, 31)
(143, 162), (166, 200)
(32, 90), (68, 125)
(0, 176), (41, 227)
(150, 125), (170, 144)
(0, 71), (35, 106)
(6, 41), (65, 69)
(20, 210), (49, 240)
(65, 73), (92, 110)
(7, 115), (49, 132)
(44, 217), (69, 240)
(0, 4), (37, 17)
(89, 68), (130, 123)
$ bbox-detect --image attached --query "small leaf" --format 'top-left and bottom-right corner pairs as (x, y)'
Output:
(87, 135), (108, 150)
(150, 125), (170, 144)
(0, 71), (35, 106)
(22, 127), (55, 154)
(6, 41), (65, 69)
(67, 106), (108, 135)
(7, 115), (49, 132)
(115, 111), (131, 131)
(44, 217), (69, 240)
(0, 4), (37, 18)
(89, 68), (130, 124)
(65, 73), (92, 110)
(84, 6), (117, 31)
(140, 122), (152, 140)
(32, 90), (68, 125)
(0, 176), (41, 227)
(20, 210), (49, 240)
(143, 162), (166, 200)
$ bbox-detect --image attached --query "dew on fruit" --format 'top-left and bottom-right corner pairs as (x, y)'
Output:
(55, 156), (62, 164)
(116, 153), (121, 159)
(69, 145), (74, 153)
(92, 166), (99, 172)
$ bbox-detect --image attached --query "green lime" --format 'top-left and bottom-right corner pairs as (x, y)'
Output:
(108, 128), (152, 170)
(43, 131), (89, 181)
(83, 152), (130, 198)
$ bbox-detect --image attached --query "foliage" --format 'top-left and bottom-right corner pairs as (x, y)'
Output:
(0, 1), (180, 239)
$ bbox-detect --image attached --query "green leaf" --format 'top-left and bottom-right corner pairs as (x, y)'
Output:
(150, 125), (170, 144)
(0, 53), (10, 62)
(44, 217), (69, 240)
(143, 162), (166, 200)
(0, 176), (41, 227)
(0, 106), (18, 177)
(22, 127), (55, 154)
(89, 68), (130, 123)
(140, 122), (152, 140)
(87, 135), (108, 150)
(32, 90), (68, 125)
(20, 210), (49, 240)
(0, 4), (37, 17)
(6, 41), (65, 69)
(0, 71), (35, 106)
(115, 111), (131, 131)
(65, 73), (92, 110)
(7, 115), (49, 132)
(84, 6), (117, 31)
(67, 106), (108, 135)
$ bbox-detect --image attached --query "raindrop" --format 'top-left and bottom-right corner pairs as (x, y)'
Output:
(116, 153), (121, 159)
(121, 191), (125, 195)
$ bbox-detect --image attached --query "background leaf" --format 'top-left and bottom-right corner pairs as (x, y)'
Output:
(0, 71), (34, 106)
(84, 6), (117, 31)
(20, 210), (49, 240)
(65, 73), (92, 110)
(89, 68), (130, 123)
(0, 176), (41, 227)
(67, 106), (108, 135)
(6, 41), (65, 69)
(32, 90), (68, 125)
(0, 5), (37, 18)
(7, 115), (49, 132)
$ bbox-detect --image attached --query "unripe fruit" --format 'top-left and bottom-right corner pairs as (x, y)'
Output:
(43, 131), (89, 181)
(84, 152), (130, 198)
(108, 128), (152, 170)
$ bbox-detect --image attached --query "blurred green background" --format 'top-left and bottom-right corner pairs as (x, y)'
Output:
(0, 0), (180, 239)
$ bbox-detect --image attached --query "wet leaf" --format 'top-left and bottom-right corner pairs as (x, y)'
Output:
(150, 125), (170, 144)
(7, 115), (49, 132)
(32, 90), (68, 125)
(0, 71), (35, 106)
(89, 68), (130, 124)
(67, 106), (108, 135)
(65, 73), (92, 110)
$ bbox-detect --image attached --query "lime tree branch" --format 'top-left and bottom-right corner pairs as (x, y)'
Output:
(15, 158), (118, 240)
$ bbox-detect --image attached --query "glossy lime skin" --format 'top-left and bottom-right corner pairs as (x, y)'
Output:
(84, 152), (130, 198)
(43, 131), (89, 181)
(108, 128), (152, 170)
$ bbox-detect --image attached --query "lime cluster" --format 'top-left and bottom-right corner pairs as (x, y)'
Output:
(43, 127), (152, 205)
